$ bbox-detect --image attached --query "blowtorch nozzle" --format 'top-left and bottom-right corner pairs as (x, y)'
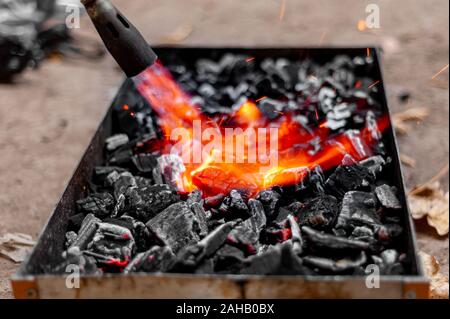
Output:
(81, 0), (157, 77)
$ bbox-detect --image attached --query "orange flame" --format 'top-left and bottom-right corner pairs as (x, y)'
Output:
(134, 61), (390, 197)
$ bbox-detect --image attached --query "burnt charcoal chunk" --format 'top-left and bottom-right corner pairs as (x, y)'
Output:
(68, 213), (87, 231)
(227, 219), (259, 255)
(256, 189), (281, 218)
(113, 172), (137, 199)
(108, 149), (133, 166)
(195, 258), (216, 274)
(273, 242), (314, 275)
(157, 154), (186, 189)
(76, 192), (114, 218)
(70, 214), (101, 250)
(240, 245), (283, 275)
(189, 202), (209, 238)
(152, 165), (164, 184)
(285, 201), (305, 215)
(258, 98), (285, 120)
(303, 251), (367, 273)
(94, 166), (126, 185)
(105, 171), (120, 186)
(240, 241), (310, 275)
(172, 221), (238, 270)
(248, 199), (267, 232)
(376, 224), (403, 243)
(219, 190), (249, 219)
(298, 195), (339, 229)
(207, 217), (225, 230)
(146, 202), (202, 253)
(272, 207), (291, 226)
(288, 215), (303, 254)
(106, 134), (129, 151)
(65, 231), (77, 248)
(262, 225), (291, 244)
(127, 184), (180, 222)
(89, 223), (135, 261)
(131, 153), (158, 173)
(337, 191), (380, 229)
(103, 215), (150, 252)
(215, 244), (245, 270)
(359, 156), (385, 176)
(198, 221), (239, 257)
(134, 176), (153, 188)
(375, 185), (402, 210)
(308, 166), (325, 194)
(325, 163), (374, 198)
(351, 226), (374, 240)
(380, 249), (399, 265)
(204, 193), (226, 208)
(124, 246), (175, 273)
(187, 189), (203, 206)
(302, 226), (370, 251)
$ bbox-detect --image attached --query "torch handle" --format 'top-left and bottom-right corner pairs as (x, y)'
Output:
(81, 0), (157, 77)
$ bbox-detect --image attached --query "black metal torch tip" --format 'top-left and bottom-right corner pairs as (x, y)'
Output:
(81, 0), (157, 77)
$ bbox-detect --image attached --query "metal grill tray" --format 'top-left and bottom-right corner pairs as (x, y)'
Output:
(12, 47), (428, 299)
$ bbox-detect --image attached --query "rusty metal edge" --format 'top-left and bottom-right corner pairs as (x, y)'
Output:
(373, 47), (427, 279)
(11, 273), (429, 299)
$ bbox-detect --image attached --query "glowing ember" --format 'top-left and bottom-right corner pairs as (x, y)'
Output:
(133, 60), (389, 197)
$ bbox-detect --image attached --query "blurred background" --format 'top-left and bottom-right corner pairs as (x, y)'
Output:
(0, 0), (448, 298)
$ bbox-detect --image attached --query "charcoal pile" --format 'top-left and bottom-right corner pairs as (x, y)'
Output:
(48, 52), (410, 276)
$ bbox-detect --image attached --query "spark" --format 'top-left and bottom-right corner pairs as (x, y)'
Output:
(366, 48), (370, 57)
(368, 80), (380, 89)
(217, 116), (226, 127)
(245, 57), (255, 63)
(256, 96), (268, 102)
(122, 104), (129, 110)
(431, 64), (449, 80)
(357, 19), (366, 31)
(279, 0), (286, 22)
(314, 107), (319, 120)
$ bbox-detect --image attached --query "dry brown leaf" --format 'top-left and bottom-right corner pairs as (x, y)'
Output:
(419, 251), (449, 299)
(400, 153), (416, 167)
(0, 233), (35, 263)
(392, 107), (430, 135)
(408, 182), (449, 236)
(159, 24), (193, 44)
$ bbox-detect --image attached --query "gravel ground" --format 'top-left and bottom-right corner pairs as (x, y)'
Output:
(0, 0), (448, 298)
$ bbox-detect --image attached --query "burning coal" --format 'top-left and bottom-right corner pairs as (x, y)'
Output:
(48, 52), (409, 277)
(132, 60), (389, 197)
